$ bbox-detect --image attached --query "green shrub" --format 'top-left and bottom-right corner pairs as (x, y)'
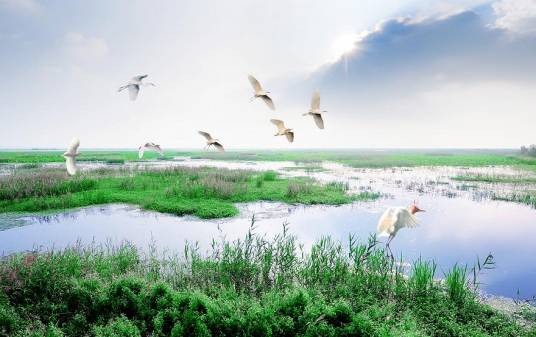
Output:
(92, 316), (141, 337)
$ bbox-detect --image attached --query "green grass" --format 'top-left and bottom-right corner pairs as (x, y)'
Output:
(0, 229), (532, 337)
(281, 165), (327, 173)
(0, 151), (179, 164)
(452, 174), (536, 184)
(2, 149), (536, 169)
(185, 149), (536, 168)
(0, 167), (378, 218)
(492, 193), (536, 209)
(451, 174), (536, 209)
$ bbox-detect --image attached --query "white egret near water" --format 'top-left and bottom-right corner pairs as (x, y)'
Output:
(138, 142), (164, 159)
(63, 138), (80, 176)
(198, 131), (225, 152)
(270, 119), (294, 143)
(303, 90), (326, 129)
(377, 203), (425, 257)
(248, 75), (275, 110)
(118, 75), (155, 101)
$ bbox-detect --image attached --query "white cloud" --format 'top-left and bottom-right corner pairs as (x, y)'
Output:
(0, 0), (41, 15)
(62, 32), (109, 63)
(493, 0), (536, 33)
(284, 9), (536, 147)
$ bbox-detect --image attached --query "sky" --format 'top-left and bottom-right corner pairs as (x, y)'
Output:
(0, 0), (535, 149)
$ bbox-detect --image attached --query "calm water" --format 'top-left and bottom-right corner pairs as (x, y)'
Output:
(1, 158), (535, 298)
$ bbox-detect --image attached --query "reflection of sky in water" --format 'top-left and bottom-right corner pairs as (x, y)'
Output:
(0, 159), (536, 298)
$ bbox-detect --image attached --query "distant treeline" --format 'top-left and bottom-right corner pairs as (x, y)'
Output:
(520, 144), (536, 157)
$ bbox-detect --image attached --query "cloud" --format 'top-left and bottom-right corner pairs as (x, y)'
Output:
(493, 0), (536, 33)
(280, 6), (536, 147)
(0, 0), (41, 15)
(62, 32), (109, 63)
(302, 9), (536, 103)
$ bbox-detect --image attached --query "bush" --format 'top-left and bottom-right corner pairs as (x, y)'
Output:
(520, 144), (536, 157)
(92, 316), (141, 337)
(0, 231), (532, 336)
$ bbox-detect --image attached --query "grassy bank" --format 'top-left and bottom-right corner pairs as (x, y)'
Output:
(451, 174), (536, 209)
(2, 149), (536, 169)
(0, 228), (533, 337)
(187, 150), (536, 168)
(0, 151), (152, 165)
(0, 167), (378, 218)
(452, 175), (536, 184)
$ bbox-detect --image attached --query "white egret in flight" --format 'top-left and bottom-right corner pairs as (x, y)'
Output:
(302, 90), (326, 129)
(198, 131), (225, 152)
(248, 75), (275, 110)
(270, 119), (294, 143)
(63, 138), (80, 176)
(118, 75), (155, 101)
(138, 142), (164, 159)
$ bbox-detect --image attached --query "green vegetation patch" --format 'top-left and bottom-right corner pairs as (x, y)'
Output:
(452, 174), (536, 184)
(0, 167), (377, 219)
(492, 193), (536, 209)
(3, 149), (536, 169)
(0, 231), (532, 336)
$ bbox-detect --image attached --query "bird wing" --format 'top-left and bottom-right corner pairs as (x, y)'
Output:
(128, 84), (140, 101)
(132, 74), (148, 82)
(270, 119), (285, 132)
(377, 208), (398, 236)
(312, 113), (324, 129)
(213, 142), (225, 152)
(66, 138), (80, 155)
(138, 146), (145, 159)
(198, 131), (212, 141)
(65, 156), (77, 176)
(398, 209), (419, 229)
(154, 145), (164, 156)
(311, 90), (320, 110)
(248, 75), (262, 92)
(286, 131), (294, 143)
(261, 95), (275, 110)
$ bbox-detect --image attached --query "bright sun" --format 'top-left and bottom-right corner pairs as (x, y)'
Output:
(330, 33), (357, 60)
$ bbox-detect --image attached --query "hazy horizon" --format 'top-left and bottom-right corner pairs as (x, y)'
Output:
(1, 0), (535, 149)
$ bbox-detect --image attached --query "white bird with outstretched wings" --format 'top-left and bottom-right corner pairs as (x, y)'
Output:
(248, 75), (275, 110)
(270, 119), (294, 143)
(138, 142), (164, 159)
(198, 131), (225, 152)
(63, 137), (80, 176)
(303, 90), (326, 129)
(118, 74), (156, 101)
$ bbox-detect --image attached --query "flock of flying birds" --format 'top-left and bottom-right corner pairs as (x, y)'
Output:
(61, 73), (422, 252)
(62, 74), (326, 175)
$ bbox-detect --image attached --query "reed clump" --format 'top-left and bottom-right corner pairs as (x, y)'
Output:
(0, 171), (97, 201)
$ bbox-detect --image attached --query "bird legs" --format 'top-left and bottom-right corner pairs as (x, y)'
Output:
(385, 235), (394, 261)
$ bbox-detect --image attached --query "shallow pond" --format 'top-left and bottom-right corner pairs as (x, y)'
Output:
(1, 158), (536, 298)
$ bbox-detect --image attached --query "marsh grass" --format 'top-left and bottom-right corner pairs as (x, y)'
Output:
(0, 225), (531, 336)
(0, 167), (377, 218)
(452, 174), (536, 184)
(3, 149), (536, 170)
(286, 182), (313, 198)
(0, 171), (97, 201)
(492, 193), (536, 208)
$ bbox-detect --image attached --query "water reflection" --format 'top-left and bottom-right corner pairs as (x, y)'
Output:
(1, 195), (535, 298)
